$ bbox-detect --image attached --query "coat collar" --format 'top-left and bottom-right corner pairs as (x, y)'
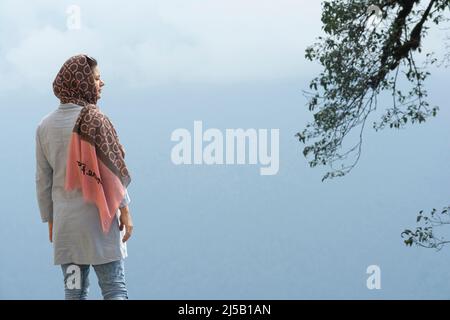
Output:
(58, 103), (83, 110)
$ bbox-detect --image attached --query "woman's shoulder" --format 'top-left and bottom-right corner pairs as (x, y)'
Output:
(83, 104), (112, 121)
(37, 109), (58, 128)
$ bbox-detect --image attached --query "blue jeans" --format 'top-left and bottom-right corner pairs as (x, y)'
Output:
(61, 259), (128, 300)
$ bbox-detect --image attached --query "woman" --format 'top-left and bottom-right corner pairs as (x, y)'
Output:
(35, 54), (134, 300)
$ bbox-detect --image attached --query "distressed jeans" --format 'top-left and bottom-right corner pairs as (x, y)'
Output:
(61, 259), (128, 300)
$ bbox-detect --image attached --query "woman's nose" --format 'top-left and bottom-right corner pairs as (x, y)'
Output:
(100, 80), (105, 87)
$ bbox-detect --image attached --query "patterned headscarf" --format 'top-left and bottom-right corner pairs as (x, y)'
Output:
(53, 54), (98, 106)
(53, 54), (131, 233)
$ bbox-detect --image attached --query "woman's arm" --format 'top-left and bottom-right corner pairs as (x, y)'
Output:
(119, 206), (133, 243)
(35, 125), (54, 224)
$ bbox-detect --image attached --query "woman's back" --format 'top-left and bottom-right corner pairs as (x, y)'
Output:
(36, 103), (127, 265)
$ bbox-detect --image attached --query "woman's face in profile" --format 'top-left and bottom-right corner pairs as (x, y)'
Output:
(92, 66), (105, 100)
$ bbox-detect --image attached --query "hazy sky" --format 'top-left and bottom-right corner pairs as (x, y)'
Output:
(0, 0), (323, 91)
(0, 0), (449, 299)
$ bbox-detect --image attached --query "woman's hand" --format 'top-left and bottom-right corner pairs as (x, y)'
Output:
(48, 222), (53, 243)
(119, 206), (134, 243)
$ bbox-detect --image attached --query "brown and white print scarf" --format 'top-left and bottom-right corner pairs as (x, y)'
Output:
(53, 54), (131, 234)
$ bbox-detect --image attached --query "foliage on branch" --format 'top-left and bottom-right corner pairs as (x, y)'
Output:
(402, 206), (450, 250)
(296, 0), (449, 181)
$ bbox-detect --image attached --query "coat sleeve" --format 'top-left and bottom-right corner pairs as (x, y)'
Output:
(35, 125), (54, 223)
(119, 189), (131, 209)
